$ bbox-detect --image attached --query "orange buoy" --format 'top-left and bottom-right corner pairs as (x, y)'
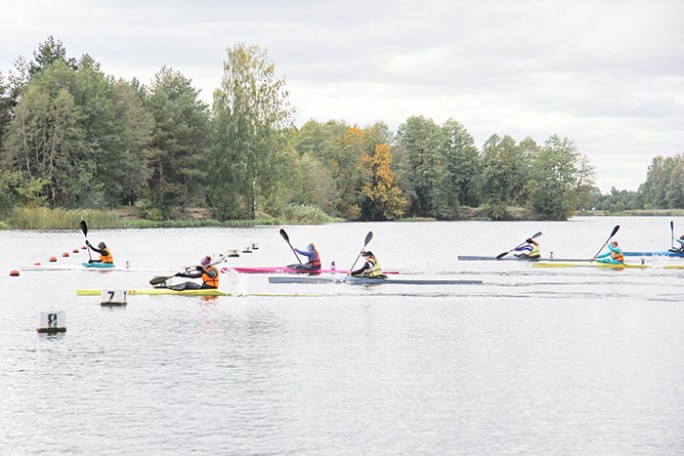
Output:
(62, 252), (70, 257)
(49, 257), (57, 262)
(81, 245), (87, 250)
(72, 248), (79, 253)
(34, 262), (42, 266)
(9, 270), (20, 277)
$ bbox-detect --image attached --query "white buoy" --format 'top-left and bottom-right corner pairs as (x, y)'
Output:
(37, 311), (66, 333)
(101, 289), (128, 306)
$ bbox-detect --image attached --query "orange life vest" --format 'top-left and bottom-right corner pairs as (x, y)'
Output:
(202, 265), (219, 288)
(100, 249), (113, 264)
(611, 249), (624, 263)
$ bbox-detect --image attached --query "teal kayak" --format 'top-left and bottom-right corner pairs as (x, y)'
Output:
(82, 262), (115, 268)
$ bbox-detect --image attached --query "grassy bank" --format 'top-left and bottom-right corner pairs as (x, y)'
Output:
(1, 205), (340, 230)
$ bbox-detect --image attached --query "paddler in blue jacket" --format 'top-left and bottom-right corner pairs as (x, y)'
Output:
(596, 240), (625, 264)
(514, 238), (540, 259)
(289, 243), (321, 272)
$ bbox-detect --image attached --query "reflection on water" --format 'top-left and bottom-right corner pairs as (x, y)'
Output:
(1, 217), (684, 454)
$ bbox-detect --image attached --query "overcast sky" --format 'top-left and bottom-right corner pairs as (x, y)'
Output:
(1, 0), (683, 193)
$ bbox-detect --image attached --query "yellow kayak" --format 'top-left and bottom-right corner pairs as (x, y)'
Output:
(76, 289), (323, 297)
(77, 288), (233, 296)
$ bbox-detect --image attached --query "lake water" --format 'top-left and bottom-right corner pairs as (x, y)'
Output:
(2, 217), (684, 455)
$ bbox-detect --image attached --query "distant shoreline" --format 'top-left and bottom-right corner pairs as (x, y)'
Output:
(2, 207), (684, 231)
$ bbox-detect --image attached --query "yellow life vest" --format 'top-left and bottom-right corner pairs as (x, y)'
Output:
(364, 258), (383, 278)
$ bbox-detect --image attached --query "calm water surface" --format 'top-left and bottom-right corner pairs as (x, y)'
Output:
(2, 217), (684, 455)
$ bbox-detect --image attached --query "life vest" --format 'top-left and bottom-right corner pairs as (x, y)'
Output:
(309, 249), (321, 269)
(202, 265), (219, 288)
(529, 243), (540, 258)
(367, 258), (382, 277)
(100, 248), (114, 264)
(611, 248), (624, 263)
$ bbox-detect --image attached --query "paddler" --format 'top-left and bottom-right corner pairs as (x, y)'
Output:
(351, 251), (387, 279)
(671, 234), (684, 252)
(85, 240), (114, 264)
(596, 240), (625, 264)
(289, 243), (321, 272)
(170, 256), (220, 291)
(513, 237), (540, 259)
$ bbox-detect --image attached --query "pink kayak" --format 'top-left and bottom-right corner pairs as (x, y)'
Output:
(222, 266), (399, 275)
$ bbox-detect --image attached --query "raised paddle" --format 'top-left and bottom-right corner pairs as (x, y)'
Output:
(671, 220), (675, 249)
(279, 228), (302, 264)
(496, 231), (542, 260)
(590, 225), (620, 263)
(80, 220), (92, 262)
(344, 231), (374, 281)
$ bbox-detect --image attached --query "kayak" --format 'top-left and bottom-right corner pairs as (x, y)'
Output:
(82, 262), (115, 268)
(22, 263), (155, 272)
(623, 251), (684, 257)
(457, 255), (590, 262)
(268, 276), (483, 285)
(77, 288), (324, 298)
(77, 288), (233, 296)
(223, 266), (400, 275)
(532, 262), (684, 269)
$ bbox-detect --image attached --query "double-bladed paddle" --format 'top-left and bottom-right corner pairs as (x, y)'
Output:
(80, 220), (92, 262)
(496, 232), (542, 260)
(279, 228), (302, 264)
(590, 225), (620, 263)
(671, 220), (675, 249)
(344, 231), (374, 282)
(149, 255), (227, 286)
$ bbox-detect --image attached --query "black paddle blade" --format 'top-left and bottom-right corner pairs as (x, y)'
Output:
(149, 275), (172, 286)
(364, 231), (373, 246)
(495, 251), (509, 260)
(279, 228), (289, 243)
(609, 225), (620, 238)
(80, 220), (88, 237)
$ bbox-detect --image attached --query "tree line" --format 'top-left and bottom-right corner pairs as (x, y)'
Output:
(0, 36), (667, 223)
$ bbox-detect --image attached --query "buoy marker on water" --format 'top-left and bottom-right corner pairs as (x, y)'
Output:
(49, 257), (57, 262)
(9, 270), (19, 277)
(62, 252), (69, 257)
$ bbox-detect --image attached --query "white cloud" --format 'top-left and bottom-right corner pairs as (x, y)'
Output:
(1, 0), (683, 193)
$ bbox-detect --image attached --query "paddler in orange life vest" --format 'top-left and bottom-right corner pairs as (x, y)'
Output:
(85, 240), (114, 264)
(289, 243), (321, 272)
(596, 240), (625, 264)
(170, 256), (220, 291)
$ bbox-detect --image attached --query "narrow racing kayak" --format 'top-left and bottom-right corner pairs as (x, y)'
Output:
(77, 288), (233, 296)
(623, 251), (684, 257)
(224, 266), (400, 275)
(82, 262), (115, 268)
(268, 276), (483, 285)
(532, 262), (684, 269)
(77, 288), (324, 298)
(22, 263), (156, 272)
(457, 255), (590, 262)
